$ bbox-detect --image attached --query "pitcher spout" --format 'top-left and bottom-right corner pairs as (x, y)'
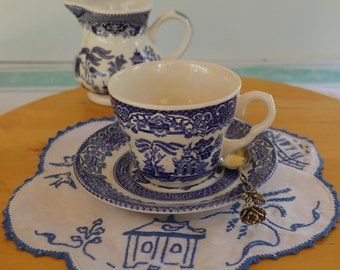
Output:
(64, 0), (151, 14)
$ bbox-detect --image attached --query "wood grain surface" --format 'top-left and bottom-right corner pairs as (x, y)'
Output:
(1, 78), (339, 269)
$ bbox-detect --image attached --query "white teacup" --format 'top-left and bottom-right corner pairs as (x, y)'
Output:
(108, 60), (276, 189)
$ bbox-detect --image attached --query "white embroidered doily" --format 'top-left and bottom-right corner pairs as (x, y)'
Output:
(3, 118), (339, 270)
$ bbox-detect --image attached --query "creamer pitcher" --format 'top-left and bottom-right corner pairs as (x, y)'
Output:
(65, 0), (193, 105)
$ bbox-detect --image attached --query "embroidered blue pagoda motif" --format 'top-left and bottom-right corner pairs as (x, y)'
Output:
(123, 215), (206, 269)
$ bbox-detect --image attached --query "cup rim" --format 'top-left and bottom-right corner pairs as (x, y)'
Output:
(108, 60), (242, 111)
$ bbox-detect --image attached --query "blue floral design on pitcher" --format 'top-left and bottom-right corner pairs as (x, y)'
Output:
(65, 5), (150, 38)
(74, 46), (160, 94)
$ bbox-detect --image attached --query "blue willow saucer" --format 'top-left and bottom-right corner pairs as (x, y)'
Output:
(73, 119), (277, 214)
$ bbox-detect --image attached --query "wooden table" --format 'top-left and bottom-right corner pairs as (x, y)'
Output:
(1, 78), (339, 269)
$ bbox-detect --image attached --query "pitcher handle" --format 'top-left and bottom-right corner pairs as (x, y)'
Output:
(148, 9), (193, 59)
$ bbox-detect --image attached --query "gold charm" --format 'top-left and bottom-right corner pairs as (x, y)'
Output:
(239, 167), (266, 224)
(240, 204), (266, 224)
(221, 147), (267, 225)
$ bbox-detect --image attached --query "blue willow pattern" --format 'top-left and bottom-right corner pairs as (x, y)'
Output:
(66, 5), (161, 94)
(3, 118), (336, 270)
(73, 119), (277, 212)
(114, 97), (237, 138)
(113, 97), (237, 183)
(65, 6), (150, 38)
(74, 45), (160, 94)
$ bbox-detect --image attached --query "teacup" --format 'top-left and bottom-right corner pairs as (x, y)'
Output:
(108, 60), (276, 189)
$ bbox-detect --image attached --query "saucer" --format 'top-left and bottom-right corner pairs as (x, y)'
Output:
(74, 119), (278, 214)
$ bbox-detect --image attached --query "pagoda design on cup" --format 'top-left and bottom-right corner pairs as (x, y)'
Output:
(123, 215), (206, 269)
(64, 0), (192, 106)
(173, 144), (202, 177)
(109, 60), (276, 190)
(114, 99), (235, 187)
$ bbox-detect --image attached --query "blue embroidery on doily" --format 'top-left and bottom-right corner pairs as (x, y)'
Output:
(123, 215), (206, 269)
(2, 118), (114, 270)
(49, 155), (75, 167)
(201, 187), (321, 267)
(44, 172), (77, 189)
(34, 218), (106, 261)
(106, 262), (116, 269)
(265, 130), (310, 170)
(2, 118), (339, 270)
(45, 155), (77, 188)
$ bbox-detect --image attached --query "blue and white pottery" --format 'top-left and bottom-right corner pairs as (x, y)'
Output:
(73, 119), (278, 214)
(108, 60), (276, 189)
(64, 0), (192, 106)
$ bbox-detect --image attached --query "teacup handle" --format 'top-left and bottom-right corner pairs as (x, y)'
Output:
(221, 91), (276, 163)
(148, 9), (193, 59)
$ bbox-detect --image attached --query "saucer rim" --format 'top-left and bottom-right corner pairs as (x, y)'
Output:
(74, 119), (278, 214)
